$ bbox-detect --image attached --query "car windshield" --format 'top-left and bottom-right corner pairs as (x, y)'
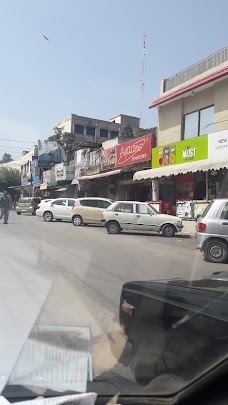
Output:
(1, 1), (228, 404)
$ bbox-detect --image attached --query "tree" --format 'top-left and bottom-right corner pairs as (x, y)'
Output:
(121, 125), (134, 138)
(0, 166), (21, 192)
(0, 153), (13, 164)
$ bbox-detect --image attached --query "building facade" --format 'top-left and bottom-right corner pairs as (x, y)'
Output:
(134, 46), (228, 218)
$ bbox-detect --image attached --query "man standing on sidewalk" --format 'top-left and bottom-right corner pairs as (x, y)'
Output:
(0, 191), (12, 224)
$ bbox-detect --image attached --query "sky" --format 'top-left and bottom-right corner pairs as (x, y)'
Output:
(0, 0), (227, 159)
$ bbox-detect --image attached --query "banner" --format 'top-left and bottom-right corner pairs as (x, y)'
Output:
(175, 173), (194, 200)
(116, 134), (152, 168)
(208, 129), (228, 159)
(38, 140), (65, 164)
(100, 146), (116, 171)
(152, 134), (208, 168)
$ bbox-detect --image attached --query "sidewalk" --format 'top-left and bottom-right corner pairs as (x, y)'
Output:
(182, 220), (196, 236)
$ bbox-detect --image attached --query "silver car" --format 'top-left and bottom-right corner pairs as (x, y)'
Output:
(196, 199), (228, 263)
(102, 201), (183, 237)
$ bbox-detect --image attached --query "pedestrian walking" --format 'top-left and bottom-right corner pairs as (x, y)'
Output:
(0, 191), (12, 224)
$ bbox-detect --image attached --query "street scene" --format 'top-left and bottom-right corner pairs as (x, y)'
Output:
(1, 1), (228, 403)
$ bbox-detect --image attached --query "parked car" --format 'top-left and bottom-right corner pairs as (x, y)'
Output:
(102, 201), (183, 236)
(36, 198), (77, 222)
(109, 271), (228, 388)
(71, 197), (112, 226)
(16, 197), (41, 215)
(196, 199), (228, 263)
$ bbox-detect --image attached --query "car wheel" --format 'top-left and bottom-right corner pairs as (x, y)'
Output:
(72, 215), (83, 226)
(107, 221), (121, 234)
(43, 211), (53, 222)
(56, 219), (62, 222)
(162, 224), (175, 237)
(204, 239), (228, 263)
(17, 212), (21, 215)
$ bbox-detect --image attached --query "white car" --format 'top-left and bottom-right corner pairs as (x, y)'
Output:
(36, 198), (77, 222)
(102, 201), (183, 236)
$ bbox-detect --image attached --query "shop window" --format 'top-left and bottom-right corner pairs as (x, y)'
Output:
(184, 106), (214, 139)
(86, 126), (96, 136)
(100, 129), (109, 138)
(220, 203), (228, 220)
(136, 204), (151, 215)
(74, 124), (84, 134)
(114, 203), (133, 213)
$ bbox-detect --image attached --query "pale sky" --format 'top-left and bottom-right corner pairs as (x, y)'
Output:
(0, 0), (227, 159)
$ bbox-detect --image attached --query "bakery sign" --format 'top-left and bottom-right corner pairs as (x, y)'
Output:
(100, 146), (116, 171)
(116, 134), (152, 168)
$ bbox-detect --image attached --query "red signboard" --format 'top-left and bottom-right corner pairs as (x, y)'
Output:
(116, 134), (153, 168)
(100, 146), (116, 171)
(175, 173), (194, 200)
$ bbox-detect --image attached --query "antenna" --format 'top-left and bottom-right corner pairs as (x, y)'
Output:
(140, 34), (146, 127)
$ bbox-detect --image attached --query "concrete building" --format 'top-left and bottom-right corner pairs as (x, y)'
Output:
(134, 46), (228, 218)
(54, 113), (141, 145)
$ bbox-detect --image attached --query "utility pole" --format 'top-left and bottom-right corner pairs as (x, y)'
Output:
(140, 34), (146, 127)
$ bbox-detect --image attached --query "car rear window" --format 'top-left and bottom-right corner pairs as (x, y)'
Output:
(201, 201), (214, 217)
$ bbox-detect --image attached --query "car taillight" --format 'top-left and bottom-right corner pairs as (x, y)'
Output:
(197, 223), (206, 233)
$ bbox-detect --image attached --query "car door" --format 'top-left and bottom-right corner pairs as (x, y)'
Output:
(65, 199), (76, 220)
(218, 202), (228, 237)
(134, 203), (158, 231)
(79, 199), (97, 223)
(51, 199), (67, 219)
(113, 202), (135, 229)
(96, 200), (112, 223)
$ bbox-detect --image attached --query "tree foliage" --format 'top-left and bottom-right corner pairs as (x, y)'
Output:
(121, 125), (134, 138)
(0, 153), (13, 164)
(0, 166), (21, 192)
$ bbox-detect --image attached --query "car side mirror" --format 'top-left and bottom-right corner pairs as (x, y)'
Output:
(150, 211), (154, 216)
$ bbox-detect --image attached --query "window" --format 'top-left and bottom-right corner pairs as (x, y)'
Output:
(86, 126), (95, 136)
(80, 199), (97, 207)
(74, 124), (84, 134)
(114, 203), (133, 213)
(220, 203), (228, 220)
(100, 129), (109, 138)
(136, 204), (151, 215)
(110, 130), (119, 138)
(53, 199), (67, 206)
(97, 200), (111, 209)
(68, 199), (76, 207)
(184, 106), (214, 139)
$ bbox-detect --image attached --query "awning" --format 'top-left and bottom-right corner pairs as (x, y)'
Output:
(71, 178), (78, 185)
(56, 187), (67, 192)
(40, 183), (48, 190)
(78, 169), (121, 181)
(47, 181), (58, 187)
(133, 158), (228, 181)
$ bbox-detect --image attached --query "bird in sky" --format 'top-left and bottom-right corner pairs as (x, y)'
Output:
(43, 35), (49, 41)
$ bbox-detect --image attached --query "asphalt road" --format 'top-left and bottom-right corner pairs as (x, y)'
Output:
(1, 212), (227, 393)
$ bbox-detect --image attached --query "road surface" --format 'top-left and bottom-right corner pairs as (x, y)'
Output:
(1, 212), (225, 393)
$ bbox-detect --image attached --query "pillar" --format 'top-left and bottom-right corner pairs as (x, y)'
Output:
(152, 179), (159, 201)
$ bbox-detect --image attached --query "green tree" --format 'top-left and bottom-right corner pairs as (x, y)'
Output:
(0, 166), (21, 192)
(0, 153), (13, 164)
(121, 125), (134, 138)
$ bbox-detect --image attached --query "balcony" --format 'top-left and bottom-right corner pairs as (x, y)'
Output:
(164, 46), (228, 92)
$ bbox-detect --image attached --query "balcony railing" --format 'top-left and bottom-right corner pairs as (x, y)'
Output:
(164, 46), (228, 92)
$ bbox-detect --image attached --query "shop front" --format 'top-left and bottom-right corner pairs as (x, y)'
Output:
(133, 129), (228, 218)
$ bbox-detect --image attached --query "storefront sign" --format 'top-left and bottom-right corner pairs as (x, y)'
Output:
(116, 134), (152, 168)
(175, 173), (194, 200)
(208, 129), (228, 159)
(100, 147), (116, 171)
(42, 170), (51, 183)
(193, 201), (210, 219)
(38, 140), (65, 164)
(55, 164), (74, 181)
(152, 134), (208, 168)
(176, 200), (192, 219)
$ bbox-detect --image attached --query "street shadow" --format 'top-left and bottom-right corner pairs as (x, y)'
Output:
(118, 231), (192, 239)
